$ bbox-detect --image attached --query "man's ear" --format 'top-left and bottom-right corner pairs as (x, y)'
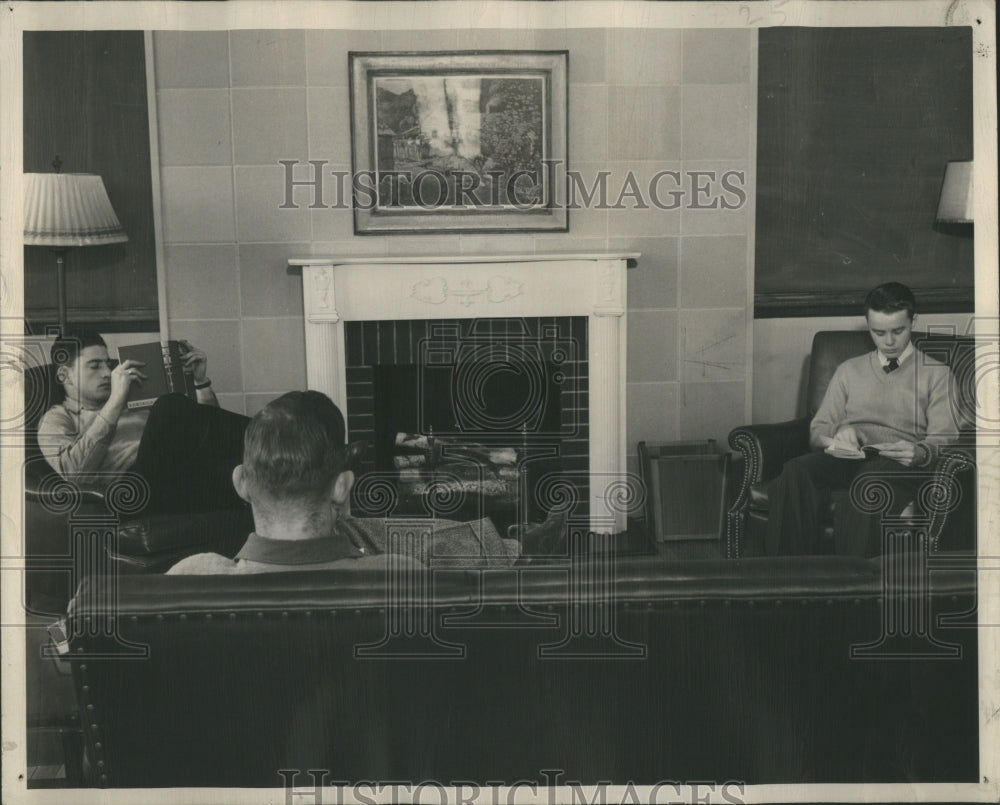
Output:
(56, 364), (70, 386)
(331, 469), (355, 506)
(232, 465), (252, 504)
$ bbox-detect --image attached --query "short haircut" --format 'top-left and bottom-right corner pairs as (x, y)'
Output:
(242, 390), (349, 503)
(864, 282), (916, 319)
(51, 330), (107, 369)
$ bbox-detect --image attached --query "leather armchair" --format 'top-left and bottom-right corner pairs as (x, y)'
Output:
(19, 360), (251, 615)
(725, 331), (977, 558)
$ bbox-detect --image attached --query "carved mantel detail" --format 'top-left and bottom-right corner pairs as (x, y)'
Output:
(411, 275), (523, 307)
(307, 265), (339, 323)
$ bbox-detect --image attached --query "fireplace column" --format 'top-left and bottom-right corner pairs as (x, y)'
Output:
(590, 259), (628, 533)
(302, 264), (346, 406)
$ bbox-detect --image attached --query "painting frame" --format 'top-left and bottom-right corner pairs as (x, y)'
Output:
(348, 50), (569, 235)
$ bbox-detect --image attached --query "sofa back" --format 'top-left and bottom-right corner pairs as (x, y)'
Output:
(806, 330), (977, 439)
(62, 556), (978, 788)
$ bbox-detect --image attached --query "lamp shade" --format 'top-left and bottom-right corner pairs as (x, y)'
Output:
(23, 172), (129, 247)
(935, 160), (974, 224)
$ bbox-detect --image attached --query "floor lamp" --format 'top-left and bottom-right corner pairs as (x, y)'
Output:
(24, 166), (128, 333)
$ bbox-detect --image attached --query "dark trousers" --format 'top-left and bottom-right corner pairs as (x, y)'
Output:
(131, 394), (250, 515)
(765, 451), (923, 557)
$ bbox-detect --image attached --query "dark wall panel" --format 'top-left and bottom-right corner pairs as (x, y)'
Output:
(23, 30), (159, 330)
(755, 27), (974, 317)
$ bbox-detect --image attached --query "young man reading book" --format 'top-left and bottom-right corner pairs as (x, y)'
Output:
(38, 330), (249, 515)
(765, 282), (960, 557)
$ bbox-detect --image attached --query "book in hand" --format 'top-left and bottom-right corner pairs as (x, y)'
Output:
(117, 341), (196, 409)
(821, 438), (881, 460)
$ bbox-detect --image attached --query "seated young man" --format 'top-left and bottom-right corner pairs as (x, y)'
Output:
(168, 390), (426, 574)
(766, 282), (960, 557)
(38, 330), (249, 514)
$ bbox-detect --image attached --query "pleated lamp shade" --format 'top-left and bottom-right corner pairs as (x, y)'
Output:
(24, 173), (129, 247)
(935, 160), (974, 224)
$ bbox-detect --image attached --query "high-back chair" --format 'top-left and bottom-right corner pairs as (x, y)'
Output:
(725, 331), (977, 558)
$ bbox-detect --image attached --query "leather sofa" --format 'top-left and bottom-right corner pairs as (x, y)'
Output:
(54, 551), (978, 788)
(726, 331), (977, 559)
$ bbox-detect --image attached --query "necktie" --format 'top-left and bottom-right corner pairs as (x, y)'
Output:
(884, 358), (899, 373)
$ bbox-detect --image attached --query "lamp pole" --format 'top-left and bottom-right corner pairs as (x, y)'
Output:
(53, 248), (68, 332)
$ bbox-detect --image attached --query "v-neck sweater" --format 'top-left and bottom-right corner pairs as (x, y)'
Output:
(809, 349), (959, 462)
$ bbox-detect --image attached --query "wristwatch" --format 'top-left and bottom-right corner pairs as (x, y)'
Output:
(913, 442), (931, 466)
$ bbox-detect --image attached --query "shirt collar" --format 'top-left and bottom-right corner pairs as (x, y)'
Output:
(235, 531), (364, 565)
(876, 342), (914, 367)
(60, 396), (96, 415)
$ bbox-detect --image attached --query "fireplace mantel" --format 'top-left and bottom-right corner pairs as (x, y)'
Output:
(290, 253), (638, 532)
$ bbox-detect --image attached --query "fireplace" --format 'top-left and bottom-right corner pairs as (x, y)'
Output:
(344, 316), (586, 532)
(291, 254), (635, 533)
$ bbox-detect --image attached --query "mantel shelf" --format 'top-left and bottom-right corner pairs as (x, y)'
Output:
(288, 252), (640, 269)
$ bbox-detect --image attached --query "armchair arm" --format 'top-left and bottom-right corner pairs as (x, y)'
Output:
(24, 473), (107, 510)
(926, 446), (976, 552)
(728, 416), (812, 487)
(724, 417), (811, 559)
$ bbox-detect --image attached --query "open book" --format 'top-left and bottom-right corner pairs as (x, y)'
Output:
(117, 341), (197, 409)
(820, 435), (880, 460)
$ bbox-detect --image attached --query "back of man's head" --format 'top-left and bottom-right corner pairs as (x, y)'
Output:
(864, 282), (916, 319)
(51, 329), (107, 371)
(242, 390), (348, 504)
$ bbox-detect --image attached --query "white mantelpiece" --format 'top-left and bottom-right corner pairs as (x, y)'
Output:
(290, 253), (637, 533)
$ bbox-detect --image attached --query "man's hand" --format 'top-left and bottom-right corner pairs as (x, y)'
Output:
(178, 340), (208, 383)
(869, 441), (917, 466)
(832, 425), (861, 448)
(106, 359), (147, 411)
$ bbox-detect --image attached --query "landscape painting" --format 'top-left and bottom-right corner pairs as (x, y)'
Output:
(350, 51), (568, 233)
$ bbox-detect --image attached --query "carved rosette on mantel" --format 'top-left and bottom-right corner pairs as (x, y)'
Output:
(289, 253), (638, 533)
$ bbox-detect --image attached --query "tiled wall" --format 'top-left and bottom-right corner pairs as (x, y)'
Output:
(152, 27), (755, 467)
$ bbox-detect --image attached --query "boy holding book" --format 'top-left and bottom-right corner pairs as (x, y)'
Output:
(765, 282), (960, 557)
(38, 329), (249, 514)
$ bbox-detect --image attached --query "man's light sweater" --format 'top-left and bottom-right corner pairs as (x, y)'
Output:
(809, 350), (959, 463)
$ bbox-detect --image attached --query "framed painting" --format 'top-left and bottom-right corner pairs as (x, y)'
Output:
(349, 50), (568, 234)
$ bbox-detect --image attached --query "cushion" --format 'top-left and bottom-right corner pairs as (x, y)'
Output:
(351, 517), (519, 568)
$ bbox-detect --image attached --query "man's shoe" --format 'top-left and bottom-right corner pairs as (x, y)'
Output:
(509, 510), (568, 558)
